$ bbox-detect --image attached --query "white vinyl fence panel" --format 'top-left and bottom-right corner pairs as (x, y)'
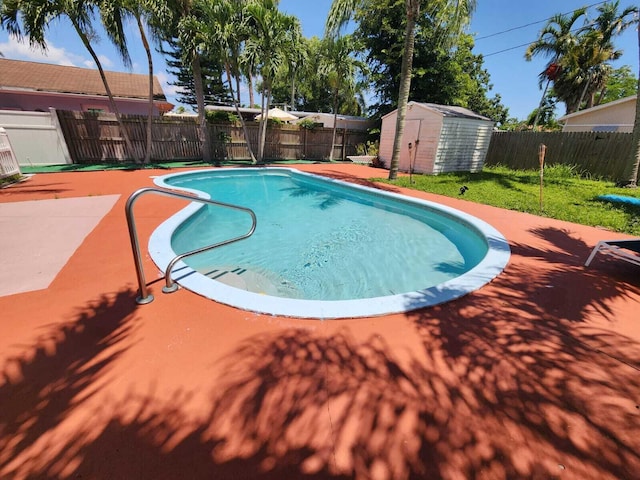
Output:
(0, 109), (72, 166)
(0, 127), (21, 179)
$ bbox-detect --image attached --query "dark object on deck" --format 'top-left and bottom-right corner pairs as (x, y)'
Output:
(585, 239), (640, 267)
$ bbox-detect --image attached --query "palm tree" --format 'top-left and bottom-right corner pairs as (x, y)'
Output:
(163, 0), (215, 163)
(244, 0), (301, 162)
(526, 9), (586, 118)
(1, 0), (140, 162)
(582, 1), (637, 107)
(527, 3), (637, 115)
(285, 39), (307, 111)
(623, 14), (640, 187)
(320, 34), (363, 161)
(196, 0), (257, 163)
(118, 0), (172, 164)
(326, 0), (475, 179)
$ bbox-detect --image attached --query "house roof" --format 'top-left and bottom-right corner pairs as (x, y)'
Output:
(0, 58), (168, 101)
(557, 95), (637, 121)
(292, 112), (371, 122)
(382, 101), (492, 122)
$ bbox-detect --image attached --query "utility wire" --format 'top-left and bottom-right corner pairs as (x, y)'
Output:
(483, 27), (584, 57)
(483, 41), (535, 57)
(476, 0), (608, 41)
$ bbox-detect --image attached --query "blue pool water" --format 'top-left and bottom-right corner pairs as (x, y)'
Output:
(149, 168), (510, 318)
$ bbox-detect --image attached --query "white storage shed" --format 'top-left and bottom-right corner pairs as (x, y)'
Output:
(379, 102), (494, 174)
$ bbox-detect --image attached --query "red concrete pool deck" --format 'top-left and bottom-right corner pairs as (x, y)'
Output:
(0, 164), (638, 480)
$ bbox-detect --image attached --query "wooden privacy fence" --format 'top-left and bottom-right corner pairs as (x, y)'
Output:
(56, 110), (368, 164)
(486, 131), (634, 181)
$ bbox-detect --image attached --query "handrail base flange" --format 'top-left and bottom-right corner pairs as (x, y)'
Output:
(162, 284), (179, 294)
(136, 294), (154, 305)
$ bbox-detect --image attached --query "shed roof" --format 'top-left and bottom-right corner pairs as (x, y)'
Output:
(0, 58), (168, 101)
(382, 101), (492, 122)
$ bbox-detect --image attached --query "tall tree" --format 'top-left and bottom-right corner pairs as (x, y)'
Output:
(270, 36), (337, 113)
(526, 2), (637, 115)
(327, 0), (475, 179)
(195, 0), (257, 162)
(162, 0), (216, 162)
(623, 20), (640, 187)
(161, 37), (231, 108)
(600, 65), (637, 104)
(320, 34), (365, 160)
(1, 0), (140, 162)
(525, 8), (586, 118)
(244, 0), (302, 162)
(118, 0), (172, 163)
(355, 2), (506, 122)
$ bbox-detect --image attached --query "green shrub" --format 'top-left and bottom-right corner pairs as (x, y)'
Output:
(206, 110), (239, 124)
(298, 119), (318, 130)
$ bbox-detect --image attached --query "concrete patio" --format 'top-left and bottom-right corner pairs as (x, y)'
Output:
(1, 164), (638, 479)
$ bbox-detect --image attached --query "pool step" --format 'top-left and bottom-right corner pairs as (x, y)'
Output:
(197, 265), (299, 297)
(204, 267), (247, 279)
(201, 267), (247, 289)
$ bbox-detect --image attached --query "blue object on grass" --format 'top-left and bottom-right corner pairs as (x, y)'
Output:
(597, 194), (640, 207)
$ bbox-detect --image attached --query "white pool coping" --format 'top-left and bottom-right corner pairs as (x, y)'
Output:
(149, 168), (510, 319)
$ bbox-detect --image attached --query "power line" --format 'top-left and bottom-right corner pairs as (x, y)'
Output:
(483, 26), (584, 57)
(475, 0), (609, 41)
(483, 41), (535, 57)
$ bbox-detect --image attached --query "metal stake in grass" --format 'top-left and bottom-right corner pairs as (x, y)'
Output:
(539, 143), (547, 211)
(408, 139), (419, 184)
(408, 141), (414, 184)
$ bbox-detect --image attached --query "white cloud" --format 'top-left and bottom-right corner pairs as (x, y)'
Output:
(155, 71), (181, 97)
(97, 54), (114, 68)
(0, 36), (87, 66)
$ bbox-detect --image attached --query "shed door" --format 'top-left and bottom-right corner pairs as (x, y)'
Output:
(400, 120), (422, 172)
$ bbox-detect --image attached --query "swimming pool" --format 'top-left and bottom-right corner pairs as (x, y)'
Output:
(149, 168), (510, 318)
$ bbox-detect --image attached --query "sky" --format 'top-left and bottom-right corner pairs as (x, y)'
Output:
(0, 0), (638, 120)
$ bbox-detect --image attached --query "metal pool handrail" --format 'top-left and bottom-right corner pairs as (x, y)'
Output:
(125, 187), (257, 305)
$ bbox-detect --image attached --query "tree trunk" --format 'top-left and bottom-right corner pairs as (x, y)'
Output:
(290, 68), (296, 110)
(74, 23), (139, 163)
(622, 25), (640, 187)
(136, 15), (154, 164)
(258, 83), (270, 163)
(624, 87), (640, 187)
(388, 0), (419, 180)
(192, 55), (212, 163)
(225, 63), (257, 163)
(248, 74), (255, 108)
(330, 88), (339, 161)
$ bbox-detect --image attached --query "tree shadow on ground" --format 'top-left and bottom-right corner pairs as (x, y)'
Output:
(2, 227), (638, 479)
(316, 170), (403, 193)
(22, 308), (639, 479)
(403, 225), (640, 478)
(0, 179), (73, 198)
(0, 289), (139, 479)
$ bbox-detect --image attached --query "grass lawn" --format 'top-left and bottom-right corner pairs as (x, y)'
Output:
(377, 165), (640, 236)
